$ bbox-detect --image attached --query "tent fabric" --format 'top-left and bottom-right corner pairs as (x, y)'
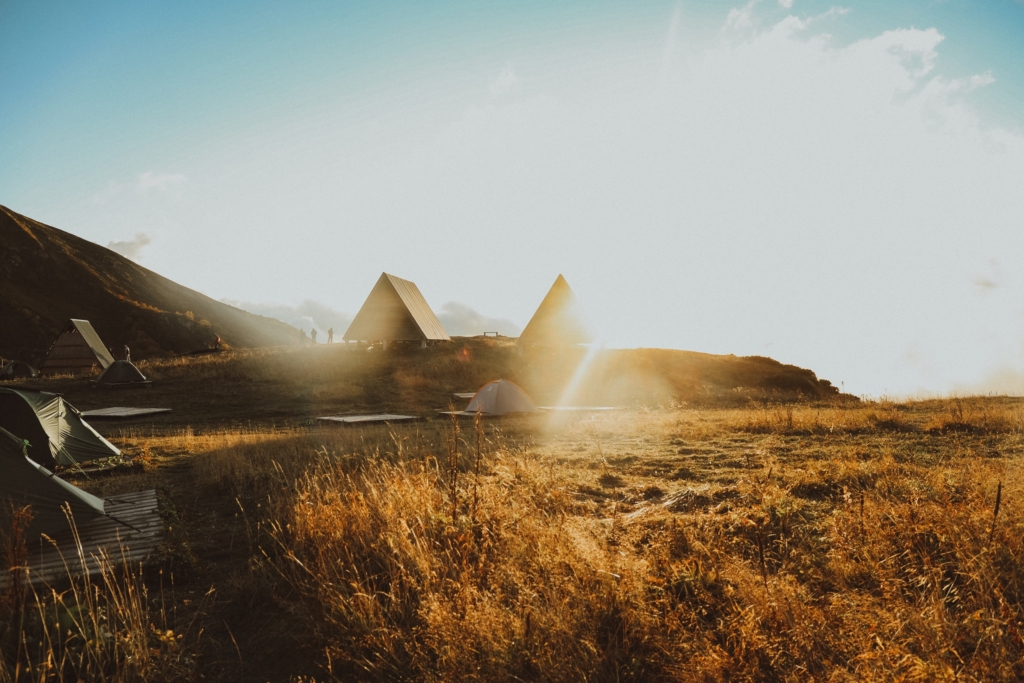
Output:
(0, 388), (121, 468)
(0, 426), (106, 536)
(344, 273), (450, 342)
(517, 275), (593, 347)
(466, 379), (538, 415)
(40, 319), (115, 375)
(1, 361), (39, 378)
(96, 360), (148, 384)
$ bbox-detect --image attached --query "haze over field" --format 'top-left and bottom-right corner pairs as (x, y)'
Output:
(3, 1), (1024, 396)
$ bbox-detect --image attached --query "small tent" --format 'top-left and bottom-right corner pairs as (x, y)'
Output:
(466, 379), (538, 415)
(517, 275), (592, 348)
(0, 426), (107, 535)
(344, 273), (450, 347)
(0, 388), (121, 468)
(40, 319), (115, 375)
(95, 360), (150, 387)
(1, 360), (39, 379)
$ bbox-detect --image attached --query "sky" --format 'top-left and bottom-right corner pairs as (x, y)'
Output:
(3, 0), (1024, 398)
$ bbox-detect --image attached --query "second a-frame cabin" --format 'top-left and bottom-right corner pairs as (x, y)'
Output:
(517, 275), (593, 348)
(343, 273), (450, 348)
(40, 319), (115, 375)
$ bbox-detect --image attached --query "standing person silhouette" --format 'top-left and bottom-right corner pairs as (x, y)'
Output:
(124, 345), (131, 362)
(327, 328), (334, 344)
(311, 328), (318, 344)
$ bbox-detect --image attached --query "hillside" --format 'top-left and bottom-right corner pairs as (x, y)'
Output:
(4, 339), (850, 432)
(0, 205), (298, 363)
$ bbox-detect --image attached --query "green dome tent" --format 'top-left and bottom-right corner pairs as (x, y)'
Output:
(95, 360), (150, 386)
(0, 426), (107, 535)
(466, 379), (538, 415)
(1, 360), (39, 379)
(0, 388), (121, 468)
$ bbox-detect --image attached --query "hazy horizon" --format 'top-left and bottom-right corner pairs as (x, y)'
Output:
(4, 0), (1024, 397)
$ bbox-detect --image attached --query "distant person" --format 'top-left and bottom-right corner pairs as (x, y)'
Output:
(299, 329), (307, 344)
(124, 345), (131, 362)
(213, 335), (222, 349)
(327, 328), (334, 344)
(311, 328), (318, 344)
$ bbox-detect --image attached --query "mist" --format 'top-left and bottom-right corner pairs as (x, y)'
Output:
(222, 299), (352, 339)
(106, 232), (152, 261)
(436, 302), (521, 338)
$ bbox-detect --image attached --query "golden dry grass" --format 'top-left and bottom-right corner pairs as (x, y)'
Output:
(197, 401), (1024, 680)
(6, 394), (1024, 681)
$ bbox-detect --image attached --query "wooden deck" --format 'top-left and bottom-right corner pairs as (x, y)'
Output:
(317, 414), (421, 425)
(80, 407), (172, 418)
(3, 489), (164, 588)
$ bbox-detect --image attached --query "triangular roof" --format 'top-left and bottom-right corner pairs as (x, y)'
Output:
(0, 426), (107, 535)
(0, 388), (121, 468)
(466, 379), (538, 415)
(96, 360), (148, 385)
(40, 319), (115, 374)
(344, 273), (450, 342)
(517, 275), (592, 347)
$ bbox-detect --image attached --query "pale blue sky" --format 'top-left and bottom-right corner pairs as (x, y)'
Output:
(2, 1), (1024, 396)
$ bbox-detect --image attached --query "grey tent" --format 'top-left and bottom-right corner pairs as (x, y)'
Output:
(466, 379), (538, 415)
(518, 275), (592, 348)
(1, 360), (39, 379)
(0, 426), (107, 536)
(40, 319), (115, 375)
(0, 388), (120, 469)
(344, 273), (450, 347)
(94, 360), (150, 386)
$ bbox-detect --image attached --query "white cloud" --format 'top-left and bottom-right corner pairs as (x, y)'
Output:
(725, 0), (761, 31)
(136, 171), (186, 193)
(778, 0), (793, 8)
(489, 64), (519, 97)
(106, 232), (152, 260)
(93, 171), (186, 204)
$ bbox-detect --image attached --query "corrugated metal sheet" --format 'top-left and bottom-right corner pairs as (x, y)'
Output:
(40, 319), (115, 374)
(343, 273), (450, 342)
(0, 489), (164, 588)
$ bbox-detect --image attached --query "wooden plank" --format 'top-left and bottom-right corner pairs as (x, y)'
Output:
(81, 407), (171, 418)
(453, 392), (476, 399)
(537, 406), (618, 411)
(1, 490), (165, 588)
(316, 414), (421, 425)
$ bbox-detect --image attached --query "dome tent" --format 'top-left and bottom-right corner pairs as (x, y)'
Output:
(466, 379), (538, 415)
(0, 388), (121, 469)
(1, 360), (39, 379)
(0, 426), (107, 536)
(95, 360), (150, 386)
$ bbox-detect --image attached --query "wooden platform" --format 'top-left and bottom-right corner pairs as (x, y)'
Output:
(80, 407), (172, 419)
(438, 410), (541, 418)
(3, 490), (164, 588)
(537, 406), (618, 411)
(317, 414), (422, 425)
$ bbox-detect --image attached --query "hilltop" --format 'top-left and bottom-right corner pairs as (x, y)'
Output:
(0, 205), (298, 363)
(9, 338), (850, 431)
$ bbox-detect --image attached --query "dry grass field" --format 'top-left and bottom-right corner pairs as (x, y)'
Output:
(2, 346), (1023, 681)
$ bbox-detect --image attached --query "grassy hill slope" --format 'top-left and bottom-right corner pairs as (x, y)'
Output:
(0, 205), (298, 363)
(8, 339), (849, 431)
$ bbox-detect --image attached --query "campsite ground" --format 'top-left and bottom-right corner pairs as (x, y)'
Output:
(3, 343), (1023, 681)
